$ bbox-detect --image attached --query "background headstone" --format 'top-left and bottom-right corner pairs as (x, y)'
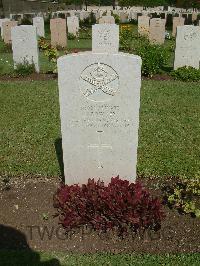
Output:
(120, 12), (129, 23)
(138, 15), (150, 36)
(2, 21), (18, 44)
(50, 18), (67, 48)
(99, 16), (115, 24)
(174, 25), (200, 69)
(92, 24), (119, 53)
(172, 17), (185, 37)
(11, 25), (39, 72)
(149, 18), (165, 44)
(129, 11), (137, 21)
(33, 16), (45, 37)
(58, 52), (142, 185)
(0, 18), (10, 39)
(192, 13), (198, 22)
(67, 16), (79, 36)
(80, 11), (90, 21)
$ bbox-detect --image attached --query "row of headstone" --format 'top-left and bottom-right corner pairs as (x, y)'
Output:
(137, 15), (196, 44)
(0, 17), (44, 42)
(1, 19), (199, 80)
(9, 22), (119, 75)
(138, 16), (166, 44)
(0, 16), (80, 48)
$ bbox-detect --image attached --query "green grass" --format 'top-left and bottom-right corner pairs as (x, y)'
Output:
(0, 251), (200, 266)
(138, 80), (200, 178)
(1, 80), (200, 178)
(68, 39), (92, 49)
(0, 81), (60, 177)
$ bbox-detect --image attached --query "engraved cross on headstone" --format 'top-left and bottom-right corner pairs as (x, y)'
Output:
(88, 130), (112, 169)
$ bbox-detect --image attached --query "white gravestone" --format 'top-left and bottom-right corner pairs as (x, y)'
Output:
(0, 18), (10, 39)
(67, 16), (79, 36)
(174, 26), (200, 70)
(11, 25), (39, 73)
(33, 17), (45, 37)
(80, 11), (90, 21)
(149, 18), (165, 44)
(138, 16), (150, 36)
(92, 24), (119, 53)
(58, 52), (142, 185)
(99, 16), (115, 24)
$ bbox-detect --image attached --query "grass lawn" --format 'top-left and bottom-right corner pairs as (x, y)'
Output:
(0, 23), (199, 265)
(0, 251), (200, 266)
(1, 80), (200, 179)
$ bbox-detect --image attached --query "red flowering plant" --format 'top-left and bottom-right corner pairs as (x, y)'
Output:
(54, 176), (164, 235)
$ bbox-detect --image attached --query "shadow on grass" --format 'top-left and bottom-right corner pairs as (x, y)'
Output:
(54, 138), (64, 182)
(0, 224), (60, 265)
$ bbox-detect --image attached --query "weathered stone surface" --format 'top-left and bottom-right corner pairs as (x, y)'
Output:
(2, 21), (18, 43)
(138, 15), (150, 36)
(192, 13), (198, 22)
(0, 18), (10, 38)
(67, 16), (79, 36)
(33, 16), (45, 37)
(174, 25), (200, 69)
(120, 12), (129, 23)
(58, 52), (142, 185)
(92, 24), (119, 53)
(149, 18), (165, 44)
(172, 17), (185, 37)
(50, 18), (67, 48)
(99, 16), (115, 24)
(11, 25), (39, 72)
(80, 11), (90, 21)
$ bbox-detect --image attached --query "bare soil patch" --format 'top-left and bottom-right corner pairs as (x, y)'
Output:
(0, 176), (199, 253)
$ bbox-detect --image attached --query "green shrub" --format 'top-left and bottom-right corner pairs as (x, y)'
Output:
(135, 38), (169, 77)
(79, 27), (91, 39)
(20, 18), (32, 25)
(0, 64), (3, 73)
(67, 33), (76, 40)
(14, 60), (35, 76)
(112, 13), (120, 24)
(44, 46), (58, 62)
(0, 43), (12, 53)
(171, 66), (200, 82)
(119, 25), (134, 52)
(58, 13), (65, 19)
(80, 12), (96, 27)
(129, 19), (137, 25)
(38, 37), (50, 51)
(163, 177), (200, 218)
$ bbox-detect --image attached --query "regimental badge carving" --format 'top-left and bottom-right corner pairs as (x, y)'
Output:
(79, 62), (119, 102)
